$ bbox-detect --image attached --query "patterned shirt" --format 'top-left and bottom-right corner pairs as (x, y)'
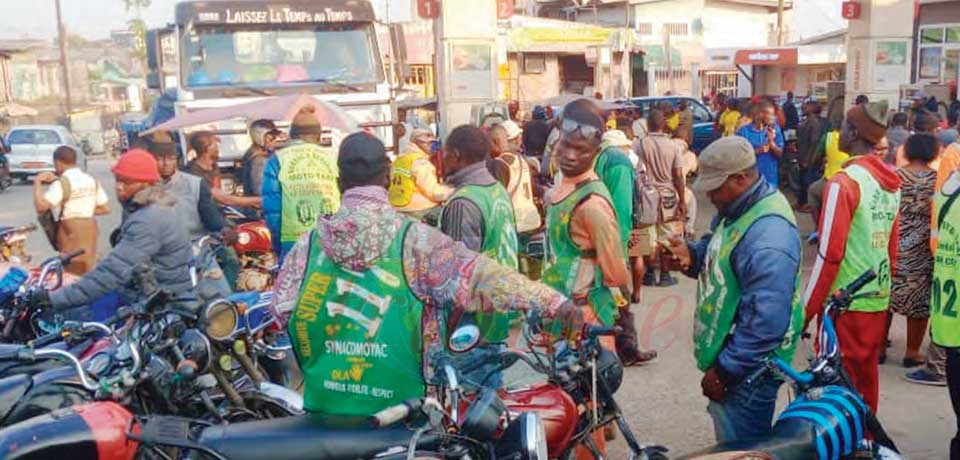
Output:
(271, 186), (571, 379)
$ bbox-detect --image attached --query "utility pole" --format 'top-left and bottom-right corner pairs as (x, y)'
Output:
(54, 0), (73, 113)
(776, 0), (785, 46)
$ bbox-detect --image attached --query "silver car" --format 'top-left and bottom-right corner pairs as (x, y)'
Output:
(5, 125), (87, 181)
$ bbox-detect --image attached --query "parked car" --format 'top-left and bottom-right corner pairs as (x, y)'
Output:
(4, 125), (87, 182)
(617, 96), (718, 152)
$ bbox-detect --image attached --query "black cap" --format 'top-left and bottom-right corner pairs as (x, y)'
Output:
(338, 132), (389, 185)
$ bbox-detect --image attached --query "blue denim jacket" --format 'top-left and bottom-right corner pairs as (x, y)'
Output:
(261, 154), (290, 259)
(686, 179), (801, 384)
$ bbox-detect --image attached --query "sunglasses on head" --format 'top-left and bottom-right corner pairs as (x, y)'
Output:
(560, 118), (600, 139)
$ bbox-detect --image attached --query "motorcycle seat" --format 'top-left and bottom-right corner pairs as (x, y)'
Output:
(198, 413), (439, 460)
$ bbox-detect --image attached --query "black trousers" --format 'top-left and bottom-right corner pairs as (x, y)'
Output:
(947, 347), (960, 460)
(615, 306), (640, 358)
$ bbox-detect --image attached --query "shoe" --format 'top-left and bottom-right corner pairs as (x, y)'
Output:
(622, 349), (658, 366)
(642, 271), (657, 287)
(904, 369), (947, 386)
(657, 273), (678, 287)
(903, 357), (925, 368)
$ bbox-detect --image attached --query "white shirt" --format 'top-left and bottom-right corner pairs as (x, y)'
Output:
(43, 168), (109, 220)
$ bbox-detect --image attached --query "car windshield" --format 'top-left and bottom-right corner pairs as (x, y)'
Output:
(7, 129), (62, 145)
(181, 23), (383, 88)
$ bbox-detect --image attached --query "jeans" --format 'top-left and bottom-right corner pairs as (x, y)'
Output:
(797, 167), (821, 205)
(707, 376), (782, 443)
(450, 343), (504, 391)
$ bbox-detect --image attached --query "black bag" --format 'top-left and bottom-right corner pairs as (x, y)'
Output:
(38, 176), (70, 251)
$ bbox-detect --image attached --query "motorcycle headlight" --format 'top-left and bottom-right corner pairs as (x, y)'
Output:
(203, 299), (239, 342)
(178, 328), (212, 373)
(461, 389), (506, 442)
(497, 412), (548, 460)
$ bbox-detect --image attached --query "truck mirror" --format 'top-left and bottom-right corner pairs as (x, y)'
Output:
(146, 29), (160, 71)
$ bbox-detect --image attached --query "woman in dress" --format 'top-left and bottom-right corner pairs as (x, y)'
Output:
(889, 133), (941, 367)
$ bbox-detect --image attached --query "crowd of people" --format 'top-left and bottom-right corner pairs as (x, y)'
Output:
(24, 87), (960, 457)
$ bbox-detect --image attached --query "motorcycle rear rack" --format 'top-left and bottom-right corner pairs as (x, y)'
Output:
(128, 415), (229, 460)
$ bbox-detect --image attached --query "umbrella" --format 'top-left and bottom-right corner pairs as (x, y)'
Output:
(142, 93), (358, 136)
(0, 103), (38, 118)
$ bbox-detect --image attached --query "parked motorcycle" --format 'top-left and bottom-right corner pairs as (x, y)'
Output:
(0, 323), (546, 460)
(0, 249), (86, 344)
(678, 270), (902, 460)
(0, 224), (35, 264)
(223, 207), (276, 293)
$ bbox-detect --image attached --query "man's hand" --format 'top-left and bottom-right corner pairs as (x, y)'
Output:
(766, 126), (777, 144)
(555, 300), (585, 341)
(34, 172), (56, 184)
(701, 367), (728, 402)
(676, 202), (688, 222)
(661, 236), (691, 271)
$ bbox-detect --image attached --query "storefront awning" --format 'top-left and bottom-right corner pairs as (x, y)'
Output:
(508, 27), (614, 53)
(734, 48), (798, 66)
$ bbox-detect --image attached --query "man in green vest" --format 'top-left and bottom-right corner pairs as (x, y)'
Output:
(802, 101), (900, 413)
(664, 136), (804, 443)
(437, 124), (519, 389)
(269, 132), (579, 417)
(262, 106), (341, 261)
(929, 168), (960, 459)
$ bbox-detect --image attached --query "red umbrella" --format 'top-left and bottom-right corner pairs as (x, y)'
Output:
(141, 93), (358, 136)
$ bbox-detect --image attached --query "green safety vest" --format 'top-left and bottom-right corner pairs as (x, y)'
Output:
(694, 191), (804, 371)
(594, 146), (634, 252)
(439, 183), (519, 343)
(831, 164), (900, 313)
(288, 222), (424, 416)
(542, 180), (621, 326)
(931, 178), (960, 347)
(277, 142), (341, 245)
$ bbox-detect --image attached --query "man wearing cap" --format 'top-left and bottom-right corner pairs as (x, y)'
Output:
(803, 101), (901, 413)
(488, 122), (542, 235)
(262, 106), (340, 260)
(664, 136), (803, 443)
(389, 128), (451, 220)
(270, 132), (580, 417)
(29, 150), (194, 320)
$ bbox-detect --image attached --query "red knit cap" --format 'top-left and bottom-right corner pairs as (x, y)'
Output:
(112, 149), (161, 183)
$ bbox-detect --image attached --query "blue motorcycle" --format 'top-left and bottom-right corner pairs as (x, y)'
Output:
(680, 269), (902, 460)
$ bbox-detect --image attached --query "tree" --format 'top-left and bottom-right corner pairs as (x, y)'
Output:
(121, 0), (151, 66)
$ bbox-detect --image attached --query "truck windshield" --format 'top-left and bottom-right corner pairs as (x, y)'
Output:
(181, 23), (383, 88)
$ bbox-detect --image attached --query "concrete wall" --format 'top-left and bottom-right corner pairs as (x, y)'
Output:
(506, 53), (562, 104)
(756, 63), (844, 96)
(703, 1), (777, 48)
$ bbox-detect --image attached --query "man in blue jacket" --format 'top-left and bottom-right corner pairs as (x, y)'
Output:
(665, 136), (803, 443)
(261, 107), (340, 260)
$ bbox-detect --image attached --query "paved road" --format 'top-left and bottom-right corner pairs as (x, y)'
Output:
(0, 157), (952, 458)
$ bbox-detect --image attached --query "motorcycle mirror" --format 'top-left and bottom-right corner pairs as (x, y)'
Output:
(449, 323), (481, 354)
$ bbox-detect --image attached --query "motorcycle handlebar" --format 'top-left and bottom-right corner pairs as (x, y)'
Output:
(586, 325), (618, 338)
(58, 249), (86, 264)
(29, 331), (64, 348)
(372, 399), (419, 427)
(844, 270), (877, 297)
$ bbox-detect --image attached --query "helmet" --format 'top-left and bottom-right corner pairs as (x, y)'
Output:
(249, 119), (277, 147)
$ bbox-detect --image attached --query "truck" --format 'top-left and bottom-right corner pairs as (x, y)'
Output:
(145, 0), (401, 187)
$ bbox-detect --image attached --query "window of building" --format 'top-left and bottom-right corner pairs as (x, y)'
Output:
(523, 54), (546, 74)
(636, 22), (653, 36)
(948, 27), (960, 43)
(922, 27), (944, 44)
(664, 23), (688, 37)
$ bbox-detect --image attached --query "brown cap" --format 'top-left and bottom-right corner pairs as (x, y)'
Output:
(692, 136), (756, 192)
(846, 101), (888, 144)
(290, 105), (324, 137)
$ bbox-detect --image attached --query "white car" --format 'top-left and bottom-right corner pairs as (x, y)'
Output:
(5, 125), (87, 181)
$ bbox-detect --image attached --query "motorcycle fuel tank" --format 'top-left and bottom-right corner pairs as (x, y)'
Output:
(500, 383), (578, 458)
(234, 221), (272, 254)
(0, 402), (139, 460)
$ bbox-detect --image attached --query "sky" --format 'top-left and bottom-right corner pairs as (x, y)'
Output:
(0, 0), (413, 40)
(0, 0), (839, 41)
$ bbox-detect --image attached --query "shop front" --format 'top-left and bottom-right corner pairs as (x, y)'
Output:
(735, 45), (846, 98)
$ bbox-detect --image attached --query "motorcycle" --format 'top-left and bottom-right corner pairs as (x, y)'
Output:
(780, 129), (802, 196)
(0, 149), (11, 192)
(223, 207), (277, 293)
(678, 270), (902, 460)
(0, 323), (547, 460)
(0, 224), (35, 264)
(0, 249), (87, 344)
(463, 314), (666, 460)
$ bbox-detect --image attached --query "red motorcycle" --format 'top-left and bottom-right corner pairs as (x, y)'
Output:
(224, 207), (277, 292)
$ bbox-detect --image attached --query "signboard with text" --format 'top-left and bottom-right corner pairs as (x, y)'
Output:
(842, 1), (861, 20)
(176, 1), (375, 25)
(734, 48), (798, 66)
(418, 0), (439, 19)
